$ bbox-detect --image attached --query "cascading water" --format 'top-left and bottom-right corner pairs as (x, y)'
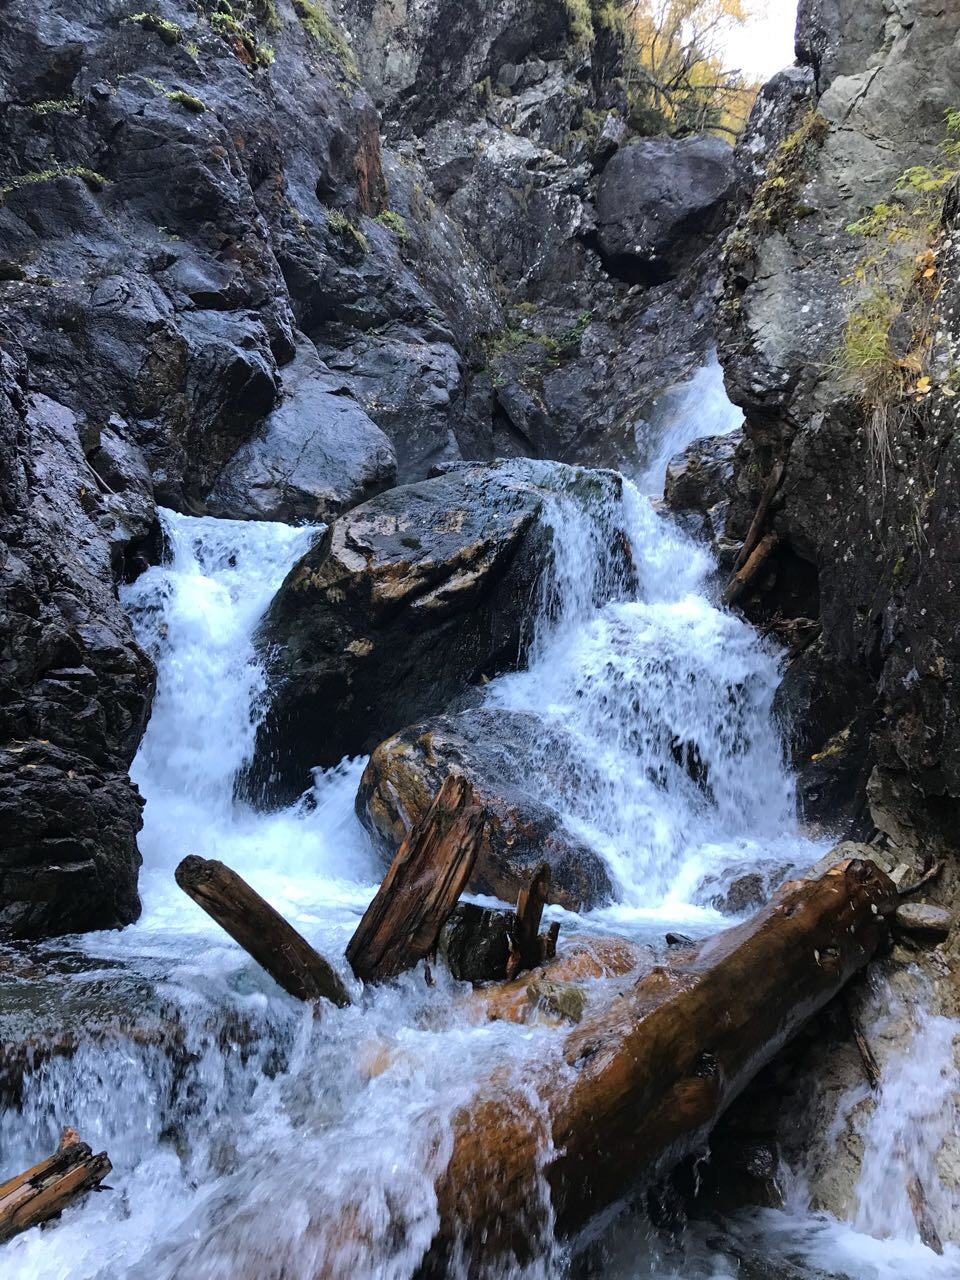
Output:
(1, 356), (955, 1279)
(486, 476), (803, 924)
(635, 350), (744, 495)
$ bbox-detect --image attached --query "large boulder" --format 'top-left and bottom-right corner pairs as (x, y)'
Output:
(245, 459), (631, 805)
(597, 135), (736, 282)
(357, 709), (615, 911)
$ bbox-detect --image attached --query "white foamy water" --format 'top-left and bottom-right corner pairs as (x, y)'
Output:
(1, 362), (954, 1278)
(636, 351), (743, 495)
(718, 1011), (960, 1280)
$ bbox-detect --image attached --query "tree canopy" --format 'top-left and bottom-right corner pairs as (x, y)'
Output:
(571, 0), (763, 138)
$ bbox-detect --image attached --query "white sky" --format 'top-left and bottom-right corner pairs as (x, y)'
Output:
(724, 0), (798, 79)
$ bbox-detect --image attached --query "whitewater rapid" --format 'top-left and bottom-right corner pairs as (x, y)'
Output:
(2, 358), (957, 1279)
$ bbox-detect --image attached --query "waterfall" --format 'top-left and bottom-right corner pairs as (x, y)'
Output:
(1, 357), (952, 1278)
(636, 350), (743, 495)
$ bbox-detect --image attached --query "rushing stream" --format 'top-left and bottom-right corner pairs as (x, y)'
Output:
(2, 359), (957, 1278)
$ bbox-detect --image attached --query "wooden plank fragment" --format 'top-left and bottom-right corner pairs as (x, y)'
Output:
(0, 1130), (111, 1243)
(346, 775), (484, 983)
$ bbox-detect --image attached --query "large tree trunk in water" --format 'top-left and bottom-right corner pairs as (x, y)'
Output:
(417, 859), (898, 1273)
(175, 856), (351, 1007)
(0, 1131), (111, 1243)
(347, 774), (484, 983)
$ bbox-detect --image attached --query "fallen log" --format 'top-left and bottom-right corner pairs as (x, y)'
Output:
(0, 1129), (111, 1243)
(416, 859), (898, 1273)
(347, 775), (484, 983)
(174, 856), (351, 1007)
(723, 531), (778, 606)
(733, 460), (784, 571)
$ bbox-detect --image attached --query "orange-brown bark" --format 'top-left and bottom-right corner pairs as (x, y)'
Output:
(422, 859), (898, 1271)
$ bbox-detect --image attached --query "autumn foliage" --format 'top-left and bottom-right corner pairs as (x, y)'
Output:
(581, 0), (764, 139)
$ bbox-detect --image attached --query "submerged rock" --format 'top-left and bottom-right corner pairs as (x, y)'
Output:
(357, 708), (615, 911)
(438, 903), (513, 983)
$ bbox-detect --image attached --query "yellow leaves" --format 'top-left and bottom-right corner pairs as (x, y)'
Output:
(898, 350), (924, 375)
(621, 0), (758, 138)
(913, 375), (932, 398)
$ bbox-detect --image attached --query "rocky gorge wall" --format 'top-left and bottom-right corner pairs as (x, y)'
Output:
(687, 0), (960, 871)
(657, 0), (960, 1227)
(0, 0), (738, 937)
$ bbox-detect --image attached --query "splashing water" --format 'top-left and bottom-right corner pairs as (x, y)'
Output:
(1, 362), (953, 1278)
(716, 1011), (960, 1280)
(636, 352), (743, 495)
(488, 464), (806, 927)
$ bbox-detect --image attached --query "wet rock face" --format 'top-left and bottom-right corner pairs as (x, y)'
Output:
(0, 342), (155, 938)
(0, 0), (490, 514)
(339, 0), (738, 473)
(707, 0), (960, 850)
(357, 708), (614, 911)
(0, 0), (743, 939)
(205, 340), (396, 522)
(246, 460), (630, 808)
(597, 135), (735, 283)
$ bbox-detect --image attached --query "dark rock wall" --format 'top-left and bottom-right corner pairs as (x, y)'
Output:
(712, 0), (960, 851)
(0, 337), (154, 937)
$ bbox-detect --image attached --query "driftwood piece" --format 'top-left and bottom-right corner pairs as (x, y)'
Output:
(0, 1129), (111, 1243)
(175, 856), (351, 1007)
(347, 775), (484, 983)
(723, 532), (779, 606)
(845, 995), (881, 1090)
(508, 862), (551, 977)
(733, 460), (784, 571)
(898, 860), (944, 897)
(439, 866), (563, 985)
(906, 1168), (944, 1255)
(414, 859), (898, 1273)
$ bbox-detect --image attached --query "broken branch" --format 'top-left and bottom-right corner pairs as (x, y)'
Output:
(346, 775), (484, 983)
(175, 855), (351, 1007)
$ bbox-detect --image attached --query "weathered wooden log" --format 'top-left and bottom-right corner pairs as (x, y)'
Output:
(507, 861), (552, 978)
(0, 1129), (111, 1243)
(416, 859), (898, 1272)
(733, 460), (784, 571)
(175, 856), (351, 1007)
(723, 531), (778, 606)
(347, 775), (484, 983)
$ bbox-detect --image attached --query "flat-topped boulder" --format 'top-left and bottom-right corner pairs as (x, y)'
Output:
(244, 459), (630, 806)
(357, 708), (615, 912)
